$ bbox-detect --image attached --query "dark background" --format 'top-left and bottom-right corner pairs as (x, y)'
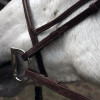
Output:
(0, 82), (100, 100)
(0, 0), (11, 10)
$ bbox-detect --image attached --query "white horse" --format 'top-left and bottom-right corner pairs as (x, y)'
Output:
(0, 0), (100, 97)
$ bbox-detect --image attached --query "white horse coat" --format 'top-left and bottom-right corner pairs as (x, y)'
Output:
(0, 0), (100, 87)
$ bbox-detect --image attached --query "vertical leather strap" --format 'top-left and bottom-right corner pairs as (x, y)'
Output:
(22, 1), (47, 100)
(22, 0), (47, 76)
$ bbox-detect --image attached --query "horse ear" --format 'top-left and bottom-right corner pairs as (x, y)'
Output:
(11, 48), (28, 82)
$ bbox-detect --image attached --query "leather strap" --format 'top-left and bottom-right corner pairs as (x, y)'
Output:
(22, 0), (100, 60)
(32, 0), (90, 35)
(22, 0), (100, 100)
(25, 69), (93, 100)
(22, 0), (47, 76)
(22, 1), (47, 100)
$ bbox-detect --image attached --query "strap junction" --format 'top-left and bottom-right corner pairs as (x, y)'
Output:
(22, 0), (100, 61)
(22, 0), (100, 100)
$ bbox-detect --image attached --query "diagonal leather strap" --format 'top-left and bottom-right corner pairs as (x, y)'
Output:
(32, 0), (90, 35)
(22, 0), (100, 61)
(22, 0), (100, 100)
(25, 69), (93, 100)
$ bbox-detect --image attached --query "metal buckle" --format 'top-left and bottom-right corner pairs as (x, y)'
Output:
(11, 48), (28, 82)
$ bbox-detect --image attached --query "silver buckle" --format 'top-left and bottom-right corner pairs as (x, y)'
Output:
(11, 48), (28, 82)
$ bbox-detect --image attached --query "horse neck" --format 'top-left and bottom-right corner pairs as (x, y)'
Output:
(0, 0), (76, 35)
(29, 0), (79, 28)
(0, 0), (96, 46)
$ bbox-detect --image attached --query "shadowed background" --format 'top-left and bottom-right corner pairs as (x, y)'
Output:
(0, 82), (100, 100)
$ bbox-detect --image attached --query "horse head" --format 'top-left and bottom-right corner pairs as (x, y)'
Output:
(0, 0), (100, 97)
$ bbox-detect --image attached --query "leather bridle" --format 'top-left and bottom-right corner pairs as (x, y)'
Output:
(21, 0), (100, 100)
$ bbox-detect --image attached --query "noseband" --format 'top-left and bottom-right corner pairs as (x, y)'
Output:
(20, 0), (100, 100)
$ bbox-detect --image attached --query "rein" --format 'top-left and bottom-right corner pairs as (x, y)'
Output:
(21, 0), (100, 100)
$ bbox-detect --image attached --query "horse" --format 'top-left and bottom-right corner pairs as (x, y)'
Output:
(0, 0), (100, 97)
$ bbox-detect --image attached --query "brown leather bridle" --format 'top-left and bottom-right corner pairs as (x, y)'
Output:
(21, 0), (100, 100)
